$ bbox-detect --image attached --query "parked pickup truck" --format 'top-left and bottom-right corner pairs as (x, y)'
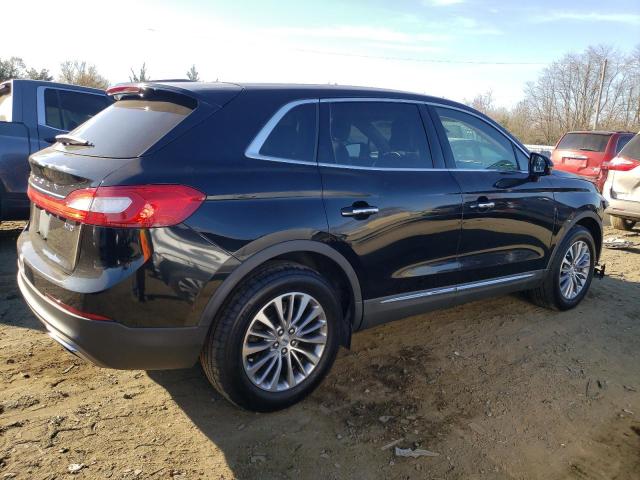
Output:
(0, 79), (111, 220)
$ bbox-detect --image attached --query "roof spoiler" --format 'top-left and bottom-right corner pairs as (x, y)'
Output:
(106, 83), (199, 109)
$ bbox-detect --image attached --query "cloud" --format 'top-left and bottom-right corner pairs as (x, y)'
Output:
(533, 12), (640, 25)
(424, 0), (465, 6)
(264, 25), (451, 44)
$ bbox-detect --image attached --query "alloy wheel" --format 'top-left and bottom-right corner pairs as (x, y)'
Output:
(242, 292), (328, 392)
(559, 240), (591, 300)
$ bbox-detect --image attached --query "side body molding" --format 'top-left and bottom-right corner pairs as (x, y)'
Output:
(198, 240), (364, 332)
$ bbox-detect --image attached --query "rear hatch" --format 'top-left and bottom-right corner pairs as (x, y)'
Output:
(26, 82), (241, 273)
(551, 132), (611, 179)
(608, 134), (640, 203)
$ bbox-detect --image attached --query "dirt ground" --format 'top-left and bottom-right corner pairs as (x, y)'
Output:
(1, 221), (639, 480)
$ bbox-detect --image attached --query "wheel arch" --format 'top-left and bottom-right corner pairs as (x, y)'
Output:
(198, 240), (363, 347)
(548, 210), (603, 269)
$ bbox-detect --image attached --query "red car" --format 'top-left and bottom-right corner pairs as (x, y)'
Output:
(551, 131), (635, 191)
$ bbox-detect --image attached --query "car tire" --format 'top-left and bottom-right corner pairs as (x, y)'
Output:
(200, 261), (342, 412)
(610, 215), (636, 231)
(527, 225), (595, 311)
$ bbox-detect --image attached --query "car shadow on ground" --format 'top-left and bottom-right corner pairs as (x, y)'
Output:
(0, 223), (43, 331)
(145, 269), (640, 479)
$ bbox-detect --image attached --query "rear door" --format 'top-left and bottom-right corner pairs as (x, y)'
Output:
(430, 105), (556, 281)
(318, 99), (463, 308)
(36, 87), (111, 149)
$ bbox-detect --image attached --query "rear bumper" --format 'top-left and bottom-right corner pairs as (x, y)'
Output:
(17, 268), (208, 370)
(605, 197), (640, 221)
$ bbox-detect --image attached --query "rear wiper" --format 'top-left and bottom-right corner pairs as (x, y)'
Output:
(578, 148), (597, 152)
(55, 134), (94, 147)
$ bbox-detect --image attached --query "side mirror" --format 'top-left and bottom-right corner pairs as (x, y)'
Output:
(529, 152), (552, 177)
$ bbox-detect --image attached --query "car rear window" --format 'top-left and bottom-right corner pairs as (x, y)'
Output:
(556, 133), (610, 152)
(619, 134), (640, 161)
(55, 99), (194, 158)
(0, 87), (12, 122)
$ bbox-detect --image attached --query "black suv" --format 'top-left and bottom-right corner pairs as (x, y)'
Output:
(17, 82), (604, 411)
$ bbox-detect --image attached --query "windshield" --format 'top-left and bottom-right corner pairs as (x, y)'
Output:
(556, 133), (610, 152)
(55, 99), (194, 158)
(619, 133), (640, 161)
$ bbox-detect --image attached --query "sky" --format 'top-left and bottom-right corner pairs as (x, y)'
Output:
(4, 0), (640, 107)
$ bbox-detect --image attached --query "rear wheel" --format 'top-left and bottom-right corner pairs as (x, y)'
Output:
(200, 262), (341, 411)
(527, 226), (595, 310)
(610, 215), (636, 231)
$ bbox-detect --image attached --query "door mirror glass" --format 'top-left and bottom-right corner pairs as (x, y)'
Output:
(529, 152), (552, 176)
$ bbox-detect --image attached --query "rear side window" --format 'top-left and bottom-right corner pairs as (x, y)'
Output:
(259, 103), (317, 162)
(556, 133), (610, 152)
(0, 87), (12, 122)
(615, 134), (634, 154)
(328, 102), (432, 168)
(44, 89), (110, 131)
(58, 99), (193, 158)
(435, 107), (519, 171)
(619, 134), (640, 160)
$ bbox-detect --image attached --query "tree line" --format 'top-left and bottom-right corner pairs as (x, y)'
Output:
(0, 58), (200, 89)
(467, 45), (640, 145)
(2, 44), (639, 145)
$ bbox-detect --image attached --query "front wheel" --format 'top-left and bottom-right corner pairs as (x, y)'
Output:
(200, 262), (342, 411)
(527, 226), (596, 310)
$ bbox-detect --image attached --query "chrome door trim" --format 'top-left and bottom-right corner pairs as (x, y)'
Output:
(380, 272), (537, 304)
(243, 96), (530, 168)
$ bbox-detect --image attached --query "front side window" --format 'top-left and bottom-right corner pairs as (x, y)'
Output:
(259, 103), (317, 162)
(435, 107), (519, 171)
(328, 102), (432, 169)
(44, 89), (110, 131)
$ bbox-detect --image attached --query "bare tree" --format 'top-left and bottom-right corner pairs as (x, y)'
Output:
(129, 63), (149, 82)
(519, 45), (639, 144)
(186, 64), (200, 81)
(59, 61), (109, 89)
(466, 90), (495, 115)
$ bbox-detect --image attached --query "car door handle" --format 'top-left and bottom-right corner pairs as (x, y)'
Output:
(341, 206), (379, 217)
(469, 201), (495, 210)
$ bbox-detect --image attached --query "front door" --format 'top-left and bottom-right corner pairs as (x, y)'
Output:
(318, 100), (463, 323)
(430, 105), (555, 282)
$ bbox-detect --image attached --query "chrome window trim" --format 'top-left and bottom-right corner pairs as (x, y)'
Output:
(244, 98), (319, 163)
(36, 86), (108, 131)
(244, 96), (530, 170)
(380, 272), (536, 304)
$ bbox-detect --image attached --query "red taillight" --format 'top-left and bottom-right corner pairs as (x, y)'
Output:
(28, 184), (205, 228)
(608, 156), (640, 172)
